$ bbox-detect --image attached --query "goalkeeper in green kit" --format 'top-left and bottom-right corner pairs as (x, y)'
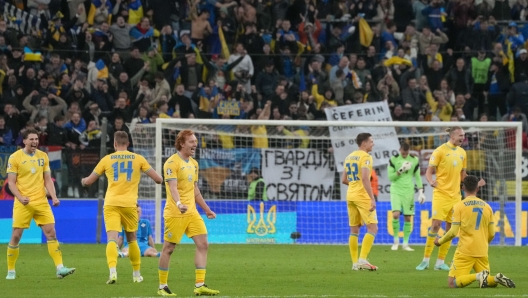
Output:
(388, 143), (425, 251)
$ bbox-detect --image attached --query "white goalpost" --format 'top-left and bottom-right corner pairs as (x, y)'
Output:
(130, 118), (523, 246)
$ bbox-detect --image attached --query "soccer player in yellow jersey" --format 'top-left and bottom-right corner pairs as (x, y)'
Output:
(417, 126), (473, 271)
(81, 131), (163, 284)
(157, 129), (219, 297)
(5, 129), (75, 280)
(434, 175), (515, 289)
(341, 133), (378, 271)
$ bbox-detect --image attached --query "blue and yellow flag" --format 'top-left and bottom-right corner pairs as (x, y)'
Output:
(87, 0), (113, 25)
(128, 0), (144, 25)
(95, 59), (109, 79)
(507, 42), (515, 82)
(23, 46), (41, 62)
(219, 26), (230, 60)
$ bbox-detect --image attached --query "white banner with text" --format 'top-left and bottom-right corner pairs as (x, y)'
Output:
(261, 149), (336, 201)
(325, 101), (401, 169)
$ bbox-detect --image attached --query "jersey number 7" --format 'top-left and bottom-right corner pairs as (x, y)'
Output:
(346, 163), (359, 182)
(112, 161), (134, 182)
(472, 207), (483, 230)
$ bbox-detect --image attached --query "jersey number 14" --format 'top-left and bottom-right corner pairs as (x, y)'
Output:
(112, 161), (133, 182)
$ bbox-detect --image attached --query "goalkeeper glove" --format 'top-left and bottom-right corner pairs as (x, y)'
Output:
(417, 189), (426, 204)
(397, 161), (412, 174)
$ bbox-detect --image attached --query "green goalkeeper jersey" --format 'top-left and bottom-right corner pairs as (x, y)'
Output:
(387, 154), (423, 195)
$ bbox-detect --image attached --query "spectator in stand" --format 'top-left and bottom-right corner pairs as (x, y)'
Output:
(421, 0), (446, 32)
(0, 115), (13, 146)
(401, 77), (425, 120)
(110, 16), (132, 53)
(507, 73), (528, 115)
(502, 106), (528, 133)
(229, 43), (254, 93)
(255, 61), (280, 98)
(129, 106), (151, 131)
(445, 58), (473, 101)
(23, 91), (68, 123)
(3, 104), (23, 140)
(130, 17), (155, 53)
(424, 85), (452, 122)
(170, 84), (194, 119)
(471, 49), (491, 116)
(152, 72), (171, 105)
(486, 61), (510, 118)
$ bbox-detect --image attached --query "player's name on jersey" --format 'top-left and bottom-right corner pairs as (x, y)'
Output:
(463, 200), (485, 207)
(111, 154), (136, 160)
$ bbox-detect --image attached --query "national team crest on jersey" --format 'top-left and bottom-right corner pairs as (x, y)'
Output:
(188, 174), (193, 182)
(30, 168), (36, 174)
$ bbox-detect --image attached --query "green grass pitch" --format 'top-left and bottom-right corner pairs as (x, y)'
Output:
(0, 244), (526, 297)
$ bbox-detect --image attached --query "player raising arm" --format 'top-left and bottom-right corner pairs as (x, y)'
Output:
(388, 142), (425, 251)
(6, 129), (75, 280)
(157, 129), (219, 297)
(341, 133), (378, 271)
(434, 175), (515, 289)
(82, 131), (163, 284)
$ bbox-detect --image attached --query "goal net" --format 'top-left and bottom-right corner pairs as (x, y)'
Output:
(130, 118), (523, 246)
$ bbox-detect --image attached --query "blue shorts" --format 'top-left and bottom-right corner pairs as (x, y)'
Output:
(123, 241), (153, 256)
(138, 242), (151, 256)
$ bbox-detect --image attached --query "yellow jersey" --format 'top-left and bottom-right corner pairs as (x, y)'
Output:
(344, 150), (373, 200)
(451, 196), (494, 257)
(164, 153), (198, 217)
(251, 125), (268, 148)
(429, 142), (467, 199)
(6, 149), (50, 204)
(93, 150), (152, 207)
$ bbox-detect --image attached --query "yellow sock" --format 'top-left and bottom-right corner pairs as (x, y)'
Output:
(455, 274), (476, 288)
(359, 233), (375, 260)
(47, 240), (63, 267)
(487, 275), (497, 287)
(195, 268), (206, 285)
(159, 267), (169, 285)
(106, 240), (119, 269)
(128, 240), (141, 271)
(349, 234), (358, 264)
(7, 245), (19, 271)
(438, 239), (452, 260)
(424, 231), (437, 258)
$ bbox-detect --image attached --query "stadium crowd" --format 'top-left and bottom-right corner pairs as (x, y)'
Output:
(0, 0), (526, 197)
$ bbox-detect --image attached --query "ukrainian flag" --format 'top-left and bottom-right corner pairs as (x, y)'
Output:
(128, 0), (144, 25)
(23, 47), (41, 62)
(87, 0), (113, 26)
(507, 42), (515, 82)
(60, 63), (69, 74)
(95, 59), (109, 79)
